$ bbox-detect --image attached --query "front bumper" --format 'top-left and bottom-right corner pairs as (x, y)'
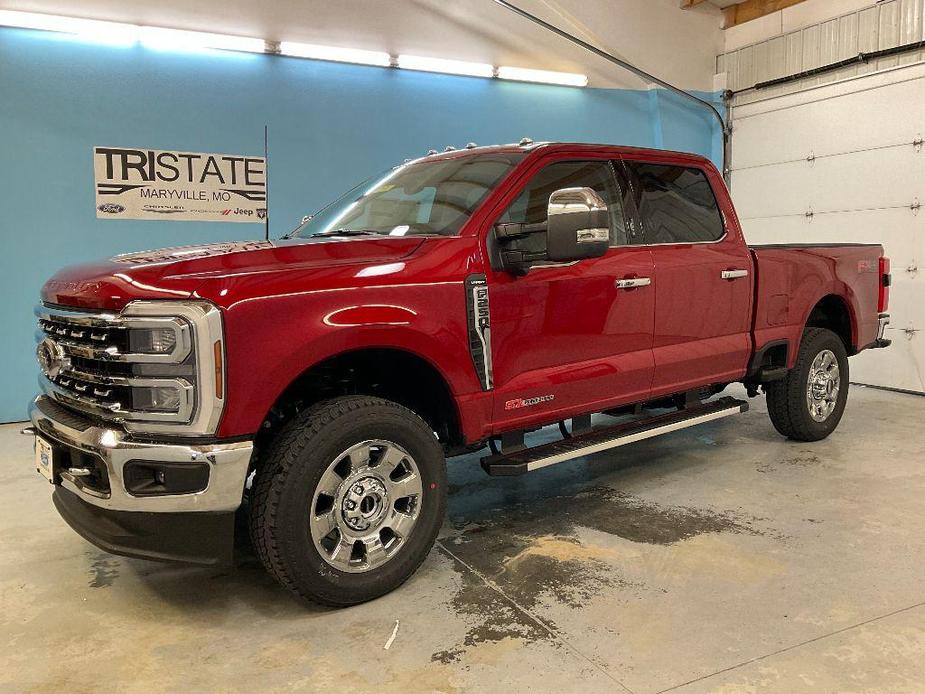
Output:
(29, 395), (253, 564)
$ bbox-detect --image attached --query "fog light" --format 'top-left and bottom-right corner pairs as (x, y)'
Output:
(129, 327), (177, 354)
(124, 460), (210, 496)
(132, 385), (181, 412)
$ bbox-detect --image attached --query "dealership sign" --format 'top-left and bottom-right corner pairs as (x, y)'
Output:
(93, 146), (267, 223)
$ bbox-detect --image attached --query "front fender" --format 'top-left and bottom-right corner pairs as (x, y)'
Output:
(215, 283), (483, 438)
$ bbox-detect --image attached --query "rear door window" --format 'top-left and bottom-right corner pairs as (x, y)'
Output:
(622, 162), (724, 244)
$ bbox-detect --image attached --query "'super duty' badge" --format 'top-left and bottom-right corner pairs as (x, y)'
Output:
(465, 274), (493, 390)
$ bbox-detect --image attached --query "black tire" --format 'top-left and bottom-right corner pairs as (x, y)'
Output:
(765, 327), (849, 441)
(248, 396), (447, 606)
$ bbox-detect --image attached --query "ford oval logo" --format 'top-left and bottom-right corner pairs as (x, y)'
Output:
(36, 338), (68, 380)
(98, 203), (126, 214)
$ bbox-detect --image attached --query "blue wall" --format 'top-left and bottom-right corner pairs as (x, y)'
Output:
(0, 26), (722, 422)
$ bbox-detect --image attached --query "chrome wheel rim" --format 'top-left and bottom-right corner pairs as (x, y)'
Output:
(806, 349), (841, 422)
(310, 440), (423, 573)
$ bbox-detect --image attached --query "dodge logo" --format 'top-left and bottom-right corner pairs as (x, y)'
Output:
(36, 338), (68, 380)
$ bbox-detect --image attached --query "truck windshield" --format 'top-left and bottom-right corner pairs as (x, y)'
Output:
(290, 153), (524, 238)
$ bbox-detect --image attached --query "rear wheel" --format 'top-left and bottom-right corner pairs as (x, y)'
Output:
(249, 396), (447, 606)
(765, 327), (849, 441)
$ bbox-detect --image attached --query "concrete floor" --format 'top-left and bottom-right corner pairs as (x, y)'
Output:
(2, 384), (925, 693)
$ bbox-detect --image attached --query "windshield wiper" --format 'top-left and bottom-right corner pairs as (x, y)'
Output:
(314, 228), (385, 237)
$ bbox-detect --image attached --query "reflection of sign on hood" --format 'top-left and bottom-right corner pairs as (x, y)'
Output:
(93, 146), (267, 223)
(111, 241), (274, 264)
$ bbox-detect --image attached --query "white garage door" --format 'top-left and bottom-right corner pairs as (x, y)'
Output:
(730, 64), (925, 393)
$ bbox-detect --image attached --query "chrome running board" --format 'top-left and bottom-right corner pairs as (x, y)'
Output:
(480, 397), (748, 476)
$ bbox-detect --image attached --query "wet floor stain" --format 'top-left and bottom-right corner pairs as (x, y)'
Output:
(757, 452), (823, 473)
(434, 486), (760, 661)
(87, 551), (119, 588)
(432, 551), (552, 664)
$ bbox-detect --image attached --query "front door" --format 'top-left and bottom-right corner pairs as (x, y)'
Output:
(486, 157), (656, 432)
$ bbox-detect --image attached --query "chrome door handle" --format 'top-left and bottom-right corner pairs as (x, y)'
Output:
(615, 277), (652, 289)
(721, 269), (749, 280)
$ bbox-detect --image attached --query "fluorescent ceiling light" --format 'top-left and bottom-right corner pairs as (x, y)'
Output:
(397, 55), (493, 78)
(497, 66), (588, 87)
(279, 42), (391, 67)
(139, 27), (265, 54)
(0, 10), (138, 45)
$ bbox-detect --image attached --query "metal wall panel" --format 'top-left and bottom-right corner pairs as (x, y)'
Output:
(720, 0), (925, 101)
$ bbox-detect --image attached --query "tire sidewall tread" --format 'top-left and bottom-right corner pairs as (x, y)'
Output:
(765, 327), (849, 442)
(248, 396), (447, 606)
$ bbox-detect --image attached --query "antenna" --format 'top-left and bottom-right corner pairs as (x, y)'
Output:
(264, 124), (270, 241)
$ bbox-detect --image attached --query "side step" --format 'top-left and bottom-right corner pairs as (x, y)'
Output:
(481, 396), (748, 476)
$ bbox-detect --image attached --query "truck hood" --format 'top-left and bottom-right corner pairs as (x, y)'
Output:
(41, 236), (427, 311)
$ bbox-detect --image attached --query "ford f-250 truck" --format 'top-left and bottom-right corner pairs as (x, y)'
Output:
(27, 141), (892, 605)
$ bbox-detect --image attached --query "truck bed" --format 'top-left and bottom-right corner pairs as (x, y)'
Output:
(748, 242), (884, 366)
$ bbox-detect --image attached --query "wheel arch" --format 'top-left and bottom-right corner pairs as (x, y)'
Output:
(803, 294), (857, 355)
(252, 346), (464, 462)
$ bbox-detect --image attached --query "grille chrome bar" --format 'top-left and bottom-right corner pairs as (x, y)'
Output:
(40, 374), (194, 423)
(36, 307), (192, 364)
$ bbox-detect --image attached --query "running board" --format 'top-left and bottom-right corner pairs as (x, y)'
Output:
(480, 397), (748, 476)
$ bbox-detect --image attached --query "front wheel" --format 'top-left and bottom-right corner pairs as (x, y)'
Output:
(765, 327), (849, 441)
(248, 396), (447, 606)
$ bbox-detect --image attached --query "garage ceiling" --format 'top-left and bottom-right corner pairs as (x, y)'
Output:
(0, 0), (724, 90)
(682, 0), (810, 28)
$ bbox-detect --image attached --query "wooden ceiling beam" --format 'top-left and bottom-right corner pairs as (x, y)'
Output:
(723, 0), (807, 29)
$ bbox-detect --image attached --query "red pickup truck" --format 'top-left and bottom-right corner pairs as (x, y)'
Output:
(28, 141), (891, 605)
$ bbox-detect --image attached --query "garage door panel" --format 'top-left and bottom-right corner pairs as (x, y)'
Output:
(732, 78), (925, 169)
(852, 328), (924, 392)
(809, 147), (925, 213)
(732, 165), (812, 218)
(742, 210), (918, 270)
(733, 147), (925, 219)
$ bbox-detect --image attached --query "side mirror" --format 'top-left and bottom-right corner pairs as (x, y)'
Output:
(546, 187), (610, 261)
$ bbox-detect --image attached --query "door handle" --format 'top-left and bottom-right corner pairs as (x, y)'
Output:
(721, 269), (749, 280)
(615, 277), (652, 289)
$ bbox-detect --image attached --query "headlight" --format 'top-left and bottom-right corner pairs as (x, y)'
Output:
(129, 327), (178, 355)
(120, 301), (225, 435)
(132, 384), (185, 412)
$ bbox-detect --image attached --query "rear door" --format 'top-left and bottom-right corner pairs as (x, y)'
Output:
(620, 156), (753, 395)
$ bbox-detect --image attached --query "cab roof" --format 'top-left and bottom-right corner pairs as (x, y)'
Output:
(411, 140), (713, 168)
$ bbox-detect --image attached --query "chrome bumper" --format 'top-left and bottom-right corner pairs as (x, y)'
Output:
(28, 395), (253, 513)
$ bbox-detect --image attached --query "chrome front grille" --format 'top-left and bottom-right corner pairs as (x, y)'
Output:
(36, 306), (195, 424)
